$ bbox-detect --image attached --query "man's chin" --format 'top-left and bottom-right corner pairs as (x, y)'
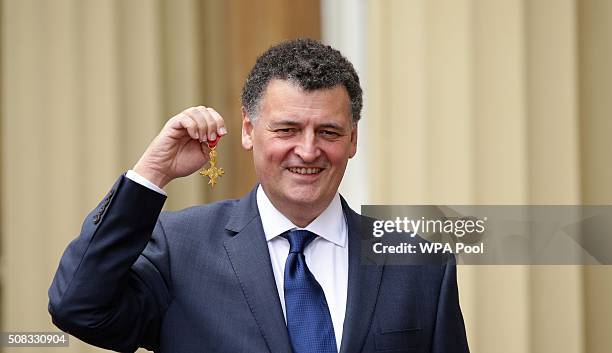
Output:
(286, 194), (319, 206)
(284, 188), (324, 206)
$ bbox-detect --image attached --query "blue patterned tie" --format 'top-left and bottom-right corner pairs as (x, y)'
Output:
(283, 230), (338, 353)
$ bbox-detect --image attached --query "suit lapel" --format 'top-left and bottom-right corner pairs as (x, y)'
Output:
(222, 189), (383, 353)
(339, 199), (384, 353)
(224, 187), (292, 353)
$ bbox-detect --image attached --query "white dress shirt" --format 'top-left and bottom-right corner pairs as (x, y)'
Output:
(125, 171), (349, 351)
(256, 186), (348, 350)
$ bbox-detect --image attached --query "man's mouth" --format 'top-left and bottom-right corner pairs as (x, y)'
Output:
(288, 167), (323, 175)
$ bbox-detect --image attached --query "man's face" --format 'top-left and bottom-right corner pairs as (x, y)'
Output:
(242, 79), (357, 221)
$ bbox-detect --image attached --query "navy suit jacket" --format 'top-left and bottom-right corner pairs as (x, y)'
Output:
(49, 175), (469, 352)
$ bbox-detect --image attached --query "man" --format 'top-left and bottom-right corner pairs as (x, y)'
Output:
(49, 39), (469, 353)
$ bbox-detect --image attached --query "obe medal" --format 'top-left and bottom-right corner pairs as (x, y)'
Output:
(200, 136), (224, 188)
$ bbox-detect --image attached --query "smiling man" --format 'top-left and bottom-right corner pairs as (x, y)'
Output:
(49, 39), (469, 353)
(243, 79), (356, 227)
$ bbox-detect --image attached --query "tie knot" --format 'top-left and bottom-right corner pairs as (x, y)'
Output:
(283, 229), (317, 253)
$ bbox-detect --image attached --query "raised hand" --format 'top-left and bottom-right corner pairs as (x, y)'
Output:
(133, 106), (227, 188)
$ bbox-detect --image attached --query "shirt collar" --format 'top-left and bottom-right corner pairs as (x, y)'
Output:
(256, 185), (347, 248)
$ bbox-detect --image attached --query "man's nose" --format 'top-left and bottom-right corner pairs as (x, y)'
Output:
(294, 134), (321, 162)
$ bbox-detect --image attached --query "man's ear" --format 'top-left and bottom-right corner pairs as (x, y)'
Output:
(241, 107), (254, 150)
(349, 123), (358, 158)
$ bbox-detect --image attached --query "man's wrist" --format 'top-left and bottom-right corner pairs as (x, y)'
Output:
(126, 170), (168, 196)
(132, 163), (172, 189)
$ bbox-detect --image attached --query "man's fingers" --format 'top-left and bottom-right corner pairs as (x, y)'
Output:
(207, 107), (227, 136)
(175, 106), (226, 143)
(196, 106), (219, 142)
(177, 113), (200, 140)
(182, 107), (208, 142)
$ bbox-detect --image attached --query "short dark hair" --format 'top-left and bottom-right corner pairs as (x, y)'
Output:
(241, 38), (363, 123)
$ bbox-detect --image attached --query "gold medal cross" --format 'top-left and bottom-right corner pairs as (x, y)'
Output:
(200, 146), (224, 188)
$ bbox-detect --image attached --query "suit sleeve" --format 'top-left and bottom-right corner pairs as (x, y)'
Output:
(48, 175), (171, 352)
(431, 255), (470, 353)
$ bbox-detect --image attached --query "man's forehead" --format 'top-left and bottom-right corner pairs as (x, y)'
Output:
(263, 111), (352, 129)
(258, 80), (351, 120)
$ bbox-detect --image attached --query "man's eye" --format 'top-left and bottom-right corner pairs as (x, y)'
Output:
(276, 128), (295, 134)
(321, 130), (340, 137)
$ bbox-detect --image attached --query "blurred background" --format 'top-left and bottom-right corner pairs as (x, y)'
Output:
(1, 0), (611, 352)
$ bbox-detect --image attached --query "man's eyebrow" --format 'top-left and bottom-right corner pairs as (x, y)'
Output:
(269, 119), (302, 127)
(318, 123), (344, 130)
(268, 120), (347, 131)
